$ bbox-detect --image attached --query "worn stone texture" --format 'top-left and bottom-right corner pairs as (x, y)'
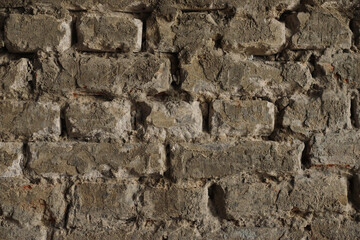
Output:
(0, 58), (32, 99)
(68, 181), (138, 229)
(142, 100), (203, 141)
(65, 100), (131, 140)
(0, 101), (60, 140)
(289, 8), (352, 50)
(210, 100), (275, 137)
(77, 12), (142, 52)
(171, 140), (304, 180)
(78, 54), (171, 97)
(310, 131), (360, 167)
(5, 14), (72, 53)
(181, 49), (313, 100)
(28, 142), (166, 177)
(1, 0), (359, 238)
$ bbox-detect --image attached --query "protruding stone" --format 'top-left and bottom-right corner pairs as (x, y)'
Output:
(5, 14), (71, 53)
(77, 12), (142, 52)
(0, 142), (23, 177)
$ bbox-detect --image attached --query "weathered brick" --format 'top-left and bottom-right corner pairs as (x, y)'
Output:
(289, 8), (352, 50)
(0, 142), (23, 177)
(5, 14), (71, 53)
(319, 52), (360, 88)
(310, 131), (360, 167)
(0, 101), (60, 140)
(65, 100), (131, 140)
(77, 12), (142, 52)
(0, 13), (5, 49)
(142, 185), (206, 220)
(36, 50), (78, 94)
(352, 16), (360, 48)
(210, 100), (275, 137)
(31, 0), (156, 11)
(171, 140), (303, 180)
(147, 11), (223, 53)
(0, 225), (43, 240)
(283, 90), (350, 136)
(141, 101), (203, 141)
(0, 0), (24, 8)
(181, 49), (312, 100)
(311, 215), (360, 240)
(78, 54), (171, 96)
(28, 142), (166, 177)
(222, 17), (286, 55)
(0, 58), (32, 99)
(69, 181), (138, 229)
(204, 226), (287, 240)
(277, 172), (348, 213)
(219, 177), (280, 220)
(0, 178), (67, 228)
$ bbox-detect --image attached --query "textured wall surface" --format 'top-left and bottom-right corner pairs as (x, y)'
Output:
(0, 0), (360, 239)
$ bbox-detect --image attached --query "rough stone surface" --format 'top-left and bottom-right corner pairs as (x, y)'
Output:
(142, 100), (203, 140)
(77, 12), (142, 52)
(65, 100), (131, 140)
(5, 14), (71, 53)
(210, 100), (275, 137)
(310, 131), (360, 167)
(0, 58), (32, 99)
(0, 1), (359, 238)
(78, 54), (171, 97)
(171, 140), (304, 179)
(0, 142), (23, 177)
(28, 142), (166, 177)
(289, 8), (352, 50)
(0, 101), (60, 140)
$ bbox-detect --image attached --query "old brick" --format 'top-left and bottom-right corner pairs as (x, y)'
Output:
(0, 142), (23, 177)
(5, 14), (71, 53)
(142, 185), (205, 220)
(310, 131), (360, 167)
(210, 100), (275, 137)
(204, 226), (287, 239)
(171, 140), (303, 180)
(352, 16), (360, 48)
(77, 12), (142, 52)
(0, 101), (60, 140)
(65, 100), (131, 140)
(69, 181), (138, 229)
(311, 215), (360, 240)
(283, 90), (350, 136)
(319, 52), (360, 88)
(36, 50), (78, 94)
(0, 178), (67, 227)
(0, 58), (32, 99)
(219, 177), (280, 220)
(289, 8), (352, 50)
(78, 54), (171, 96)
(222, 17), (286, 55)
(181, 49), (312, 100)
(147, 11), (223, 53)
(277, 172), (348, 213)
(0, 0), (24, 7)
(0, 225), (43, 240)
(142, 101), (203, 141)
(28, 142), (166, 177)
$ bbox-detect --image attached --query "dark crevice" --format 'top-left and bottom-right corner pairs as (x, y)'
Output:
(351, 94), (359, 128)
(301, 140), (311, 169)
(208, 183), (227, 220)
(201, 101), (211, 133)
(60, 105), (69, 138)
(348, 174), (360, 210)
(163, 143), (173, 181)
(22, 141), (30, 171)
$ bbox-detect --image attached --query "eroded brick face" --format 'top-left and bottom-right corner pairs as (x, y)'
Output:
(0, 0), (359, 239)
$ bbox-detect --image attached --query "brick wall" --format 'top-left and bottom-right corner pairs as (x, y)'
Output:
(1, 0), (360, 239)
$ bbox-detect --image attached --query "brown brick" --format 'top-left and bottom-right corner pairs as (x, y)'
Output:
(77, 12), (142, 52)
(28, 142), (166, 177)
(0, 142), (23, 177)
(0, 101), (60, 140)
(78, 54), (171, 97)
(65, 100), (131, 140)
(210, 100), (275, 137)
(5, 14), (71, 53)
(171, 140), (303, 180)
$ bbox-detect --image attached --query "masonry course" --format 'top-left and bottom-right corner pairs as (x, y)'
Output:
(0, 0), (359, 239)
